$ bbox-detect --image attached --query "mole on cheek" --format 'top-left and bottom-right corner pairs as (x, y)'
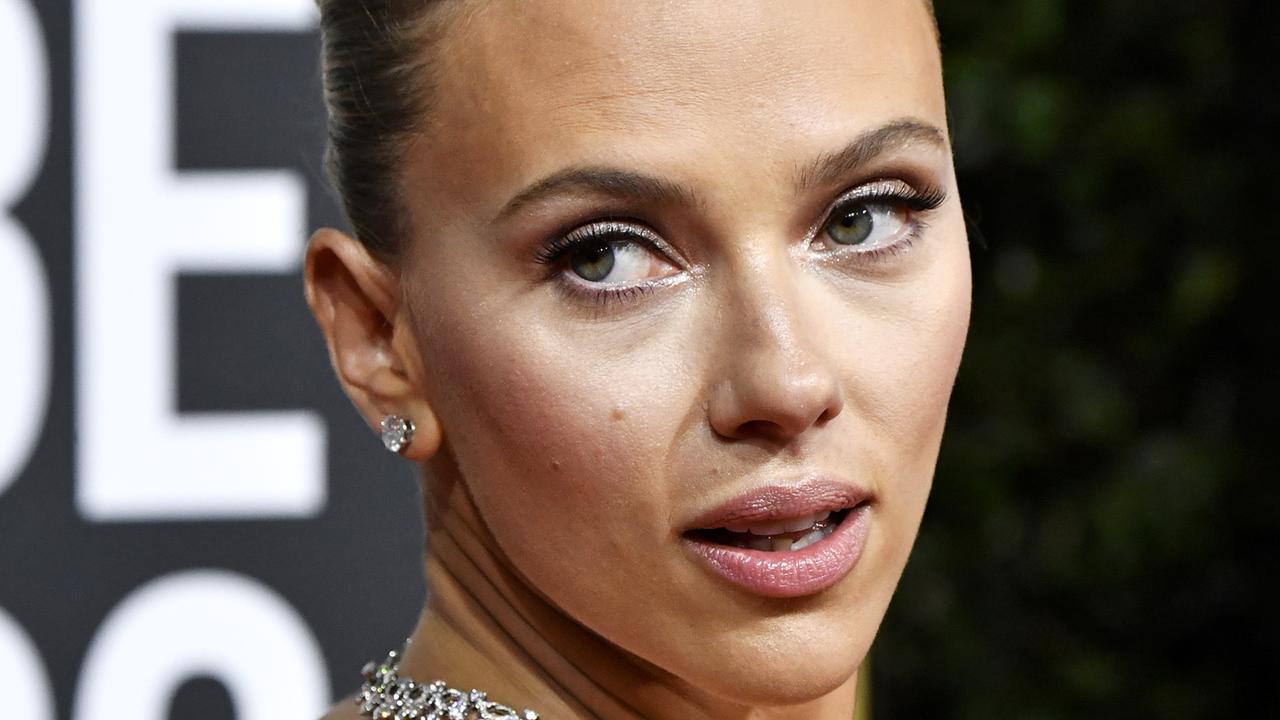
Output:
(610, 407), (626, 422)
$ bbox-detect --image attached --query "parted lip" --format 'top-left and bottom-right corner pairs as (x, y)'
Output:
(683, 476), (872, 532)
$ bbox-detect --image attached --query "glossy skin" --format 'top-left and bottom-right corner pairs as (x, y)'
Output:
(307, 0), (968, 718)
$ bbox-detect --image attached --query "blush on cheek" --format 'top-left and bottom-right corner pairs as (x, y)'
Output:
(438, 348), (672, 607)
(894, 262), (971, 510)
(427, 326), (641, 518)
(467, 372), (601, 487)
(886, 243), (971, 433)
(839, 261), (969, 526)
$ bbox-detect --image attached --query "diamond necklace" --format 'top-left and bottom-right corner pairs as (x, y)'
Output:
(357, 648), (541, 720)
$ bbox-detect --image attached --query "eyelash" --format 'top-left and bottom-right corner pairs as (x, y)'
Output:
(810, 181), (948, 262)
(533, 220), (674, 308)
(532, 220), (666, 266)
(534, 180), (948, 307)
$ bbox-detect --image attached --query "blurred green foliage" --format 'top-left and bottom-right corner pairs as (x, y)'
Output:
(873, 0), (1277, 716)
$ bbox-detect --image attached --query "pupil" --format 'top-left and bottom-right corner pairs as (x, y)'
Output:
(827, 206), (873, 245)
(571, 241), (616, 282)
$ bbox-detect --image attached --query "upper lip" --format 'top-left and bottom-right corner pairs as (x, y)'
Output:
(683, 476), (872, 532)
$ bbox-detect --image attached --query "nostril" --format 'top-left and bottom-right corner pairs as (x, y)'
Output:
(816, 403), (839, 425)
(732, 418), (784, 441)
(705, 334), (845, 441)
(708, 372), (844, 442)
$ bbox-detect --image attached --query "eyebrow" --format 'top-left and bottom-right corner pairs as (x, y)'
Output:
(794, 118), (948, 193)
(491, 117), (947, 223)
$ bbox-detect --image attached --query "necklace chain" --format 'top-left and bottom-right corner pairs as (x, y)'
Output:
(357, 649), (541, 720)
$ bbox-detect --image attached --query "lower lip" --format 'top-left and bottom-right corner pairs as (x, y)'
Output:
(683, 504), (872, 599)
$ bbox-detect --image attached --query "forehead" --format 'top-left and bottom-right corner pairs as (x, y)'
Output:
(412, 0), (945, 220)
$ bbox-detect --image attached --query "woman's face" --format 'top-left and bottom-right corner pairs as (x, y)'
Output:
(399, 0), (968, 703)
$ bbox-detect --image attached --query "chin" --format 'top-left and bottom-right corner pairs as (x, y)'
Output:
(697, 647), (865, 707)
(676, 611), (874, 707)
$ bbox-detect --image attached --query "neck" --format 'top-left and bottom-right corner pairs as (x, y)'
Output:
(398, 465), (861, 720)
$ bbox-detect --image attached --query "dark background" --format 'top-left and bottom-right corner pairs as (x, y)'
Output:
(2, 2), (427, 717)
(3, 0), (1275, 717)
(875, 0), (1277, 716)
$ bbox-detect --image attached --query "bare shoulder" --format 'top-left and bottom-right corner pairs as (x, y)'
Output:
(319, 694), (362, 720)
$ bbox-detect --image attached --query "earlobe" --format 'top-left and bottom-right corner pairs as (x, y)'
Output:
(384, 408), (443, 462)
(303, 227), (443, 461)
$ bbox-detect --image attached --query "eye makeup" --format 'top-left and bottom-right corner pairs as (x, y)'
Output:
(532, 177), (948, 308)
(806, 178), (948, 264)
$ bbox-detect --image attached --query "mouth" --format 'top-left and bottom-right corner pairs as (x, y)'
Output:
(684, 507), (853, 552)
(680, 478), (874, 598)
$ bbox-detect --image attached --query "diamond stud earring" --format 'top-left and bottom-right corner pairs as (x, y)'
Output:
(380, 415), (415, 454)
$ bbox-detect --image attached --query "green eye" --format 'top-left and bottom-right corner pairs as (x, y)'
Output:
(825, 204), (874, 245)
(570, 241), (616, 282)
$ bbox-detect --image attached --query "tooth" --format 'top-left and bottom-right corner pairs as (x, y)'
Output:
(814, 510), (831, 523)
(771, 537), (793, 552)
(748, 519), (790, 536)
(791, 527), (826, 551)
(748, 536), (773, 551)
(724, 522), (751, 533)
(782, 514), (817, 533)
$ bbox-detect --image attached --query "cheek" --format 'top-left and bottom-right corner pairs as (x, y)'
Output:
(853, 223), (971, 505)
(421, 306), (688, 574)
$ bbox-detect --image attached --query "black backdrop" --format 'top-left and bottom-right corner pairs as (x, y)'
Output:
(1, 2), (424, 717)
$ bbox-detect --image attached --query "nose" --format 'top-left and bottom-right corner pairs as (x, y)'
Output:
(706, 261), (845, 445)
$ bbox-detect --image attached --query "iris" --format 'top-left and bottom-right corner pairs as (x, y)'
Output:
(570, 241), (617, 282)
(825, 204), (875, 246)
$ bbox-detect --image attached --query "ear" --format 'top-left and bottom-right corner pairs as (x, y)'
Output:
(303, 227), (442, 461)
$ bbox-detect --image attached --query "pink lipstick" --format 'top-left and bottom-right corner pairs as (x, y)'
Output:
(681, 477), (872, 598)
